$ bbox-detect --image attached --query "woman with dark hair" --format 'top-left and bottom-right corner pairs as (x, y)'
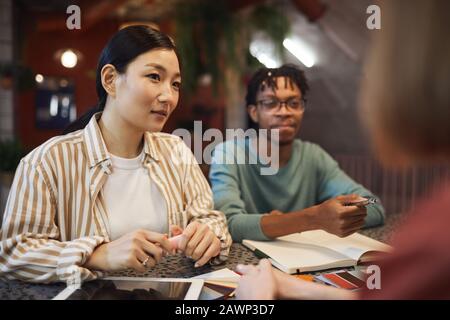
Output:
(0, 25), (231, 284)
(235, 0), (450, 299)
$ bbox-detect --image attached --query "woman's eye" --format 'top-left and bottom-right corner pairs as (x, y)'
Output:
(172, 81), (181, 90)
(147, 73), (160, 81)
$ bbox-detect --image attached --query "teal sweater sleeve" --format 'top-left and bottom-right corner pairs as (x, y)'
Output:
(209, 143), (271, 242)
(313, 146), (385, 228)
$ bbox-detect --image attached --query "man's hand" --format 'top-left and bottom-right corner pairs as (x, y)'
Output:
(313, 194), (367, 237)
(235, 259), (278, 300)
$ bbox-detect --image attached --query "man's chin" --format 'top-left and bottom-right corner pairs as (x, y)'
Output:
(269, 135), (296, 146)
(267, 127), (299, 145)
(278, 138), (295, 146)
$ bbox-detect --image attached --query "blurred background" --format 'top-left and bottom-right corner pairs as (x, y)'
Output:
(0, 0), (449, 220)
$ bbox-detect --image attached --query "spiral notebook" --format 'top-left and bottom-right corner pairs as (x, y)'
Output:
(243, 230), (393, 274)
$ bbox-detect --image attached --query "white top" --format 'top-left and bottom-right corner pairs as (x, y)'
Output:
(103, 149), (168, 241)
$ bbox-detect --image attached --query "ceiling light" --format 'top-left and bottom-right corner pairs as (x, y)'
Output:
(35, 74), (44, 83)
(60, 49), (78, 68)
(283, 38), (316, 68)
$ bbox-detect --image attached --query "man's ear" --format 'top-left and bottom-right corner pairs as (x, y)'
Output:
(101, 64), (118, 97)
(247, 105), (259, 124)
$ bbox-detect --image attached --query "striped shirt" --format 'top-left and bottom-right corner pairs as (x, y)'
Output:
(0, 113), (232, 284)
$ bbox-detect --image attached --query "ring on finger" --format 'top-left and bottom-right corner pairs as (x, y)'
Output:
(142, 256), (150, 267)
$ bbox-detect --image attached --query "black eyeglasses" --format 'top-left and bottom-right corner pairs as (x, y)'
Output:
(256, 97), (307, 112)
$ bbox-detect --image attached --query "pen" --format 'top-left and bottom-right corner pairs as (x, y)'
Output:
(344, 197), (378, 207)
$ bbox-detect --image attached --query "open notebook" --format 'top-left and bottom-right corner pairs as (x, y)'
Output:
(243, 230), (393, 274)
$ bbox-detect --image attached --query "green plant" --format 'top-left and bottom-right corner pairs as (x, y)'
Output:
(249, 4), (291, 58)
(174, 1), (290, 97)
(0, 139), (26, 172)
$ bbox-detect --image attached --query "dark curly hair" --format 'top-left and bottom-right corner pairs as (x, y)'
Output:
(245, 64), (309, 107)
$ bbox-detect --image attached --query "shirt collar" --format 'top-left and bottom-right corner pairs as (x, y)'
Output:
(143, 132), (161, 162)
(83, 112), (160, 169)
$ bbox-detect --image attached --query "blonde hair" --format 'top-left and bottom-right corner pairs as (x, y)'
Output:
(361, 0), (450, 160)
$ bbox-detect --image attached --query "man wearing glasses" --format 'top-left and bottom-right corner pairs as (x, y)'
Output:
(209, 64), (385, 242)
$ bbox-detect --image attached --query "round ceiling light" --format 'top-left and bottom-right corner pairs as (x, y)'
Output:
(60, 49), (78, 68)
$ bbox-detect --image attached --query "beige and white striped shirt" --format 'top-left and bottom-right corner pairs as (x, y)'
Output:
(0, 113), (232, 284)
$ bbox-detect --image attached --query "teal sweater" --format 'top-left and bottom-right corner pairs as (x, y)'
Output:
(209, 139), (385, 242)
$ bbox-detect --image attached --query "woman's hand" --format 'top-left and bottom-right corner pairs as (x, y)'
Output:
(171, 222), (221, 267)
(235, 259), (278, 300)
(235, 259), (356, 300)
(84, 229), (174, 273)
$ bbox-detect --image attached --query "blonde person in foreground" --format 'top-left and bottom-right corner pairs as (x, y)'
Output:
(0, 26), (231, 284)
(236, 0), (450, 300)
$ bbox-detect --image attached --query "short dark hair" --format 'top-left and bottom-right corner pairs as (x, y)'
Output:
(245, 64), (309, 107)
